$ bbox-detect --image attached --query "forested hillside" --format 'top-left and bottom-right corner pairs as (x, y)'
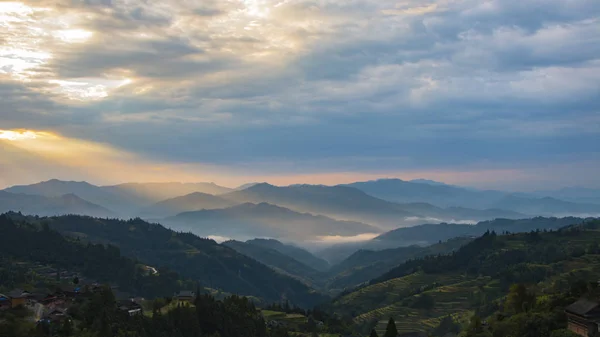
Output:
(0, 284), (277, 337)
(223, 240), (324, 287)
(245, 239), (330, 272)
(5, 213), (325, 308)
(0, 214), (190, 298)
(326, 237), (471, 290)
(328, 219), (600, 336)
(375, 217), (585, 245)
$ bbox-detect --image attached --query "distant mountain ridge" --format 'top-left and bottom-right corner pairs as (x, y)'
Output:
(5, 179), (128, 213)
(223, 183), (417, 227)
(4, 179), (233, 216)
(409, 179), (450, 186)
(343, 178), (505, 208)
(375, 216), (586, 244)
(345, 178), (600, 216)
(5, 179), (599, 244)
(166, 202), (379, 240)
(222, 183), (521, 228)
(531, 187), (600, 205)
(139, 191), (236, 218)
(494, 194), (600, 216)
(0, 190), (114, 218)
(104, 182), (233, 205)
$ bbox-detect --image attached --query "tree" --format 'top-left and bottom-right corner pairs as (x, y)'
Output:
(492, 312), (559, 337)
(586, 241), (600, 254)
(384, 317), (397, 337)
(433, 315), (460, 336)
(370, 329), (379, 337)
(467, 315), (482, 334)
(505, 284), (535, 314)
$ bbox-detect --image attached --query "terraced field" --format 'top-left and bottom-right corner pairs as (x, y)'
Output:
(352, 276), (496, 335)
(331, 272), (467, 316)
(261, 310), (308, 328)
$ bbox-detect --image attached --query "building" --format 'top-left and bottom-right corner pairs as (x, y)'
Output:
(5, 289), (30, 307)
(566, 299), (600, 337)
(118, 300), (143, 316)
(175, 290), (195, 303)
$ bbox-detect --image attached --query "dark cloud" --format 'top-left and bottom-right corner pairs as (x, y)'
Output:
(1, 0), (599, 189)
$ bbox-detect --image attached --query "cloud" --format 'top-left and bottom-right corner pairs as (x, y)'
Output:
(0, 0), (599, 190)
(312, 233), (380, 244)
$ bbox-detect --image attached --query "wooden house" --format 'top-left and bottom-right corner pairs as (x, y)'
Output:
(175, 290), (195, 303)
(566, 299), (600, 337)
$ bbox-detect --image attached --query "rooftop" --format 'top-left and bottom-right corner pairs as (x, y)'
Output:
(566, 299), (600, 316)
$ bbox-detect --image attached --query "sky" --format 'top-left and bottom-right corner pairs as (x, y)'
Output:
(1, 0), (599, 191)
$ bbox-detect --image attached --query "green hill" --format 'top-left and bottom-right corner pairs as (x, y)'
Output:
(328, 218), (600, 336)
(6, 213), (326, 308)
(326, 237), (471, 290)
(246, 238), (330, 272)
(223, 240), (325, 287)
(0, 213), (191, 298)
(375, 217), (585, 246)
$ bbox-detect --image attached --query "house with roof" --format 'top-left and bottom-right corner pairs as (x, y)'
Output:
(566, 298), (600, 337)
(5, 289), (31, 307)
(175, 290), (195, 303)
(118, 299), (143, 316)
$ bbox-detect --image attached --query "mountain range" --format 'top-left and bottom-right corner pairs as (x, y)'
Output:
(0, 190), (113, 218)
(165, 202), (378, 240)
(374, 216), (588, 245)
(138, 192), (236, 218)
(2, 178), (600, 244)
(530, 187), (600, 205)
(344, 179), (504, 208)
(220, 183), (524, 228)
(345, 178), (600, 215)
(4, 179), (233, 215)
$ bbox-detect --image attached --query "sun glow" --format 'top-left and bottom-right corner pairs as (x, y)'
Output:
(0, 129), (43, 141)
(53, 29), (93, 43)
(0, 129), (230, 187)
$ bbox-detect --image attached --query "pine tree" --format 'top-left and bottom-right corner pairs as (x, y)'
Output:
(370, 329), (379, 337)
(384, 317), (397, 337)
